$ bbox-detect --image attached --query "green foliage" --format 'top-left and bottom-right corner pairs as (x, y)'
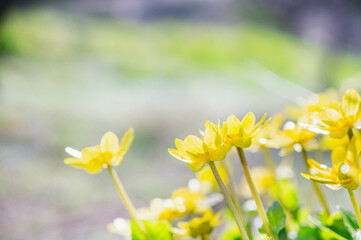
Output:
(339, 208), (359, 237)
(131, 220), (173, 240)
(319, 212), (352, 239)
(266, 201), (287, 238)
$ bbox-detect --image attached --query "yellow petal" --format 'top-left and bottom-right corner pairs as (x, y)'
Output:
(341, 89), (361, 117)
(225, 115), (241, 135)
(183, 135), (204, 154)
(300, 172), (337, 184)
(210, 145), (228, 161)
(331, 147), (347, 165)
(187, 162), (205, 172)
(110, 155), (125, 166)
(318, 108), (342, 125)
(120, 128), (134, 151)
(168, 148), (191, 163)
(64, 157), (86, 168)
(82, 146), (101, 162)
(203, 121), (219, 149)
(241, 112), (255, 134)
(100, 132), (119, 154)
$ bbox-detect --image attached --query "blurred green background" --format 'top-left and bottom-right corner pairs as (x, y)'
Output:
(1, 1), (361, 239)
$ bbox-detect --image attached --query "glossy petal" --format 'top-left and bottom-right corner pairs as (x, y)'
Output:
(119, 128), (134, 152)
(318, 108), (342, 125)
(341, 89), (361, 117)
(241, 112), (255, 134)
(168, 148), (191, 163)
(225, 115), (241, 135)
(183, 135), (204, 154)
(100, 132), (119, 155)
(301, 172), (337, 184)
(187, 162), (205, 172)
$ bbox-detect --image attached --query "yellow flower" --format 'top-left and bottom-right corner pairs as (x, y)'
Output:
(239, 167), (276, 198)
(225, 112), (269, 148)
(303, 89), (361, 138)
(269, 121), (318, 156)
(177, 210), (222, 239)
(64, 129), (134, 174)
(285, 89), (340, 120)
(301, 135), (361, 190)
(301, 159), (360, 190)
(171, 188), (208, 215)
(168, 121), (228, 172)
(138, 188), (208, 222)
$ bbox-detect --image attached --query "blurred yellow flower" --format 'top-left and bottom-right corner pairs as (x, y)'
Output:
(137, 187), (208, 222)
(285, 89), (340, 120)
(64, 129), (134, 173)
(169, 121), (228, 172)
(225, 112), (269, 149)
(171, 188), (208, 215)
(270, 121), (318, 156)
(177, 210), (222, 239)
(196, 164), (229, 193)
(239, 166), (276, 198)
(303, 89), (361, 138)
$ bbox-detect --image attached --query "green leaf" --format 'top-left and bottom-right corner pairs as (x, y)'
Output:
(266, 201), (286, 238)
(339, 207), (359, 236)
(131, 220), (173, 240)
(319, 212), (352, 239)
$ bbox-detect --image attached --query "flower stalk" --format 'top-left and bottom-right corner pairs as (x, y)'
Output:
(300, 147), (330, 216)
(107, 165), (151, 240)
(209, 161), (249, 240)
(236, 147), (274, 239)
(348, 189), (361, 229)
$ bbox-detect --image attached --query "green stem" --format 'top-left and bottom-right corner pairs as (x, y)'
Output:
(209, 161), (249, 240)
(107, 165), (151, 240)
(261, 147), (276, 173)
(236, 147), (274, 240)
(300, 147), (330, 216)
(348, 189), (361, 229)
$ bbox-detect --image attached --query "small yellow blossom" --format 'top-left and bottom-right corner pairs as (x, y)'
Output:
(303, 89), (361, 138)
(169, 121), (228, 172)
(269, 121), (318, 156)
(171, 188), (208, 215)
(64, 129), (134, 173)
(225, 112), (269, 148)
(301, 135), (361, 190)
(177, 210), (222, 239)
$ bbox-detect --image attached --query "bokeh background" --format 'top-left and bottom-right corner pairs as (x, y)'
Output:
(1, 0), (361, 239)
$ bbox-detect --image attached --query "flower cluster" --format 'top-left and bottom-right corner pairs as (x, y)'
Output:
(63, 88), (361, 240)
